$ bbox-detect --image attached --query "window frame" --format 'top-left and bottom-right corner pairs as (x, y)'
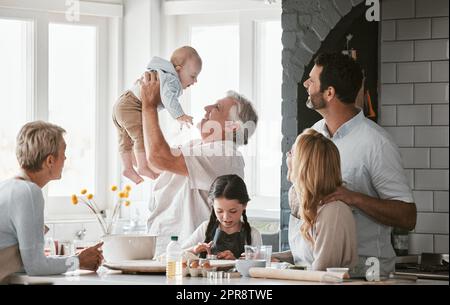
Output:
(0, 7), (113, 220)
(171, 8), (282, 220)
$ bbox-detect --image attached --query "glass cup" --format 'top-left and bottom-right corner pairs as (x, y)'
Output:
(244, 245), (272, 267)
(259, 245), (272, 267)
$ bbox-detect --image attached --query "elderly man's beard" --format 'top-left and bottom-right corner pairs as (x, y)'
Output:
(306, 92), (327, 110)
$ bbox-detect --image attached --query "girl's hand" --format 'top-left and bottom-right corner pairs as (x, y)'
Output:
(216, 250), (236, 260)
(192, 241), (213, 255)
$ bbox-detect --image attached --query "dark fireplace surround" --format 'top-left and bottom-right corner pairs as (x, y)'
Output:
(280, 0), (379, 250)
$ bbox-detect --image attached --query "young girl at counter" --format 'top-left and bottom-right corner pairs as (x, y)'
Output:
(182, 175), (262, 259)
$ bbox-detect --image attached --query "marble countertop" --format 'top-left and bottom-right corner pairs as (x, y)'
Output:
(7, 268), (449, 285)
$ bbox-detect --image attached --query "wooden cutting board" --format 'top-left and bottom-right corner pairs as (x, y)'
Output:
(103, 259), (235, 274)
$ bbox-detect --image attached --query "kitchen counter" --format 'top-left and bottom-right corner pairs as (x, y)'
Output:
(7, 268), (448, 285)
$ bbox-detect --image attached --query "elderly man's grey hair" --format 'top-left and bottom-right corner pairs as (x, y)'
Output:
(226, 90), (258, 145)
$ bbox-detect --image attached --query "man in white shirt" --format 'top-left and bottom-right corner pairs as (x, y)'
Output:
(303, 52), (416, 276)
(139, 72), (258, 255)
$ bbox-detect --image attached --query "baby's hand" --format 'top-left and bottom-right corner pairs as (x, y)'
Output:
(177, 114), (193, 129)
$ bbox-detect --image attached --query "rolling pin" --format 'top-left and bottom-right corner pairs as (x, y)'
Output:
(249, 267), (345, 283)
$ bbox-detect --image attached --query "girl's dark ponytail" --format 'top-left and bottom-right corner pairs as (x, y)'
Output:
(242, 209), (252, 245)
(204, 210), (218, 243)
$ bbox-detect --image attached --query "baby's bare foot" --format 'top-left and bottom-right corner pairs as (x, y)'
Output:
(138, 167), (160, 180)
(123, 168), (144, 184)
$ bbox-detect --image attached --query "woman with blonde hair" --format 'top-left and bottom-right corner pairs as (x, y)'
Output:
(274, 128), (357, 271)
(0, 121), (103, 282)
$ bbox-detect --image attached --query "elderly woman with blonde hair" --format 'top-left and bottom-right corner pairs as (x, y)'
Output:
(273, 128), (358, 271)
(0, 121), (103, 282)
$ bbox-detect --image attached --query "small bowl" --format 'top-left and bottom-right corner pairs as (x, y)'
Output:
(235, 259), (266, 277)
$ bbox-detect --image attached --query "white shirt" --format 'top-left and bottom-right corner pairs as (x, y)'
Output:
(147, 140), (245, 256)
(181, 221), (262, 251)
(312, 111), (414, 273)
(0, 179), (79, 276)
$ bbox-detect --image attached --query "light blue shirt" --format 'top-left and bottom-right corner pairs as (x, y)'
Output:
(0, 179), (79, 276)
(131, 56), (184, 119)
(312, 110), (414, 274)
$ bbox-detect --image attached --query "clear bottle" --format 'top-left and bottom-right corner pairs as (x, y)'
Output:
(166, 236), (183, 279)
(392, 227), (409, 256)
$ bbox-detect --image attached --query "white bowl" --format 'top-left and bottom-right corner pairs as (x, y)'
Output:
(235, 259), (266, 277)
(101, 234), (156, 262)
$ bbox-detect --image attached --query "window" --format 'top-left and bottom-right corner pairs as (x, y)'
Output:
(173, 9), (282, 218)
(254, 20), (282, 200)
(190, 25), (240, 121)
(0, 7), (111, 218)
(0, 18), (32, 181)
(48, 23), (97, 196)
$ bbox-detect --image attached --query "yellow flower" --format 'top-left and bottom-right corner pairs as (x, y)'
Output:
(87, 194), (94, 200)
(111, 185), (118, 191)
(71, 195), (78, 205)
(125, 185), (131, 191)
(118, 192), (126, 198)
(80, 189), (87, 195)
(124, 200), (131, 207)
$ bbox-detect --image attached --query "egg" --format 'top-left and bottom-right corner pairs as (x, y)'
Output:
(190, 260), (199, 269)
(202, 261), (211, 269)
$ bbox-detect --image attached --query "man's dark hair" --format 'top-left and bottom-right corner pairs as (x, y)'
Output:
(314, 52), (363, 104)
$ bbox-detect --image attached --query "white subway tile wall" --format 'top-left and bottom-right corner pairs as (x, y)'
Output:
(381, 0), (449, 254)
(432, 61), (449, 82)
(397, 105), (431, 125)
(434, 235), (449, 253)
(397, 62), (431, 83)
(414, 83), (449, 104)
(381, 63), (397, 83)
(412, 191), (434, 212)
(381, 84), (414, 104)
(434, 192), (449, 212)
(409, 233), (433, 254)
(382, 0), (415, 20)
(432, 105), (450, 126)
(432, 17), (449, 39)
(397, 18), (431, 40)
(379, 106), (397, 126)
(399, 148), (430, 168)
(430, 148), (449, 168)
(416, 213), (449, 234)
(416, 0), (449, 18)
(414, 40), (449, 61)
